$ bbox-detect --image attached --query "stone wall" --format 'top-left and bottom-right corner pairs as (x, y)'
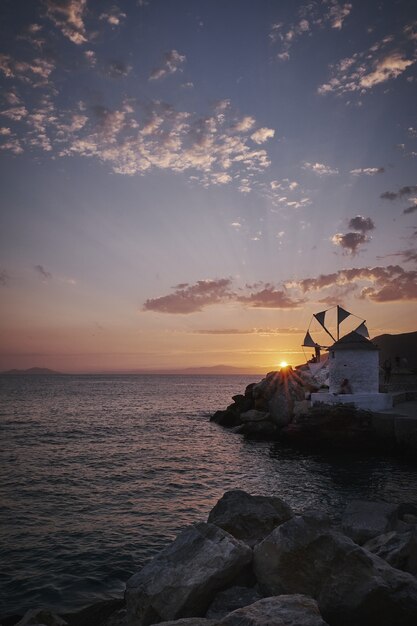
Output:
(329, 349), (379, 394)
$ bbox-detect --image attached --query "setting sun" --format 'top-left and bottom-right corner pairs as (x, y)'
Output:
(280, 361), (289, 368)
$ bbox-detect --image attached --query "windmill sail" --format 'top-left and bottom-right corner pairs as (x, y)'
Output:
(354, 321), (369, 338)
(337, 306), (351, 325)
(302, 331), (317, 348)
(313, 309), (336, 342)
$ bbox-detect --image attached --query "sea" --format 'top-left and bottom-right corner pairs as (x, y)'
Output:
(1, 373), (417, 618)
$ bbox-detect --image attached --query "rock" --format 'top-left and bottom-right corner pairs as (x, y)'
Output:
(101, 608), (128, 626)
(208, 490), (293, 547)
(244, 383), (256, 398)
(341, 500), (399, 544)
(158, 617), (214, 626)
(64, 599), (125, 626)
(219, 595), (329, 626)
(268, 394), (293, 426)
(210, 410), (240, 428)
(205, 586), (262, 619)
(239, 410), (270, 423)
(363, 529), (417, 576)
(238, 421), (280, 439)
(15, 609), (67, 626)
(125, 522), (252, 626)
(253, 513), (417, 626)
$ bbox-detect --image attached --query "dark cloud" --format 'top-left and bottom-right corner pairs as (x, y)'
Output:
(34, 264), (52, 280)
(348, 215), (375, 233)
(331, 232), (369, 254)
(0, 269), (10, 286)
(403, 204), (417, 215)
(381, 185), (417, 200)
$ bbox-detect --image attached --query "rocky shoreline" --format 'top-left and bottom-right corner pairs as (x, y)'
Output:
(4, 490), (417, 626)
(210, 367), (417, 453)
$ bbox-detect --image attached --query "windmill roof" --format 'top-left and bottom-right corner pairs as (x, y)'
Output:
(330, 331), (379, 351)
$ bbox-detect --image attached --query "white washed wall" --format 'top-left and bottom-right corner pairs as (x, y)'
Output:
(328, 349), (379, 393)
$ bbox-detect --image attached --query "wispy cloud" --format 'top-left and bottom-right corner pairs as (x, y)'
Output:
(251, 127), (275, 144)
(318, 23), (417, 96)
(303, 161), (338, 175)
(149, 50), (186, 81)
(45, 0), (88, 45)
(270, 1), (352, 61)
(350, 167), (385, 176)
(99, 7), (126, 26)
(34, 264), (52, 281)
(380, 185), (417, 200)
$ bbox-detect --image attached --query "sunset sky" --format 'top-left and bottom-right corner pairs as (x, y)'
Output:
(0, 0), (416, 372)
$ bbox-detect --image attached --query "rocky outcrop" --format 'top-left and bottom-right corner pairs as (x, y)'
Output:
(205, 587), (262, 619)
(207, 490), (293, 547)
(15, 609), (68, 626)
(253, 513), (417, 626)
(219, 595), (329, 626)
(125, 522), (252, 625)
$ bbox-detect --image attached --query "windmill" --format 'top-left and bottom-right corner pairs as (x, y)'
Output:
(302, 305), (369, 370)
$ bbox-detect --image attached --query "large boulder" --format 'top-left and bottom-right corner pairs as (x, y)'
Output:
(253, 513), (417, 626)
(239, 410), (270, 423)
(15, 609), (67, 626)
(157, 620), (216, 626)
(219, 595), (329, 626)
(125, 522), (252, 626)
(341, 500), (399, 544)
(363, 529), (417, 576)
(205, 586), (262, 619)
(208, 490), (293, 547)
(237, 421), (279, 439)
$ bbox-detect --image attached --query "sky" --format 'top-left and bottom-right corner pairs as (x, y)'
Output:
(0, 0), (416, 373)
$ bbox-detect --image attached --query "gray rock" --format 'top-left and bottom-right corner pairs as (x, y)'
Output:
(239, 410), (270, 423)
(205, 586), (262, 619)
(341, 499), (399, 544)
(363, 529), (417, 576)
(268, 394), (292, 426)
(125, 522), (252, 626)
(158, 617), (214, 626)
(253, 514), (417, 626)
(208, 490), (293, 547)
(219, 594), (329, 626)
(102, 608), (128, 626)
(15, 609), (67, 626)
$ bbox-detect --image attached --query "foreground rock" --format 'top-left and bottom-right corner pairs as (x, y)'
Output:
(364, 529), (417, 576)
(253, 513), (417, 626)
(205, 586), (262, 619)
(341, 500), (399, 544)
(15, 609), (68, 626)
(125, 523), (252, 626)
(207, 490), (293, 547)
(219, 595), (329, 626)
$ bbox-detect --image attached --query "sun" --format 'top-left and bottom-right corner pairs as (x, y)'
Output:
(279, 361), (288, 368)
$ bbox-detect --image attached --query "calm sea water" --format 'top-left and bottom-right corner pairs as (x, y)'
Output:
(1, 374), (417, 617)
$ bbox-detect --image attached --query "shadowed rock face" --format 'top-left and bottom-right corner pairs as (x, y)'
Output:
(364, 529), (417, 576)
(253, 514), (417, 626)
(125, 522), (252, 626)
(219, 595), (329, 626)
(208, 489), (293, 547)
(341, 500), (399, 544)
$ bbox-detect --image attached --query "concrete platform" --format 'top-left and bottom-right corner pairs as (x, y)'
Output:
(311, 392), (393, 412)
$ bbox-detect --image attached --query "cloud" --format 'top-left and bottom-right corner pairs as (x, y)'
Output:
(381, 185), (417, 200)
(403, 199), (417, 214)
(194, 327), (302, 335)
(99, 7), (126, 26)
(0, 269), (10, 286)
(331, 232), (369, 254)
(295, 265), (417, 302)
(143, 279), (303, 313)
(318, 25), (417, 96)
(149, 50), (186, 81)
(45, 0), (88, 45)
(350, 167), (385, 176)
(0, 54), (55, 86)
(105, 60), (132, 78)
(251, 127), (275, 144)
(143, 279), (234, 313)
(270, 1), (351, 60)
(34, 264), (52, 280)
(303, 161), (338, 175)
(348, 215), (375, 233)
(232, 116), (255, 132)
(378, 248), (417, 264)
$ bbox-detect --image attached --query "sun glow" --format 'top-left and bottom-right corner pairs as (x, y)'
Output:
(280, 361), (288, 368)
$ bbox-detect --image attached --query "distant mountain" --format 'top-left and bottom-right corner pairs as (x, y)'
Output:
(372, 331), (417, 369)
(1, 367), (62, 375)
(126, 365), (266, 375)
